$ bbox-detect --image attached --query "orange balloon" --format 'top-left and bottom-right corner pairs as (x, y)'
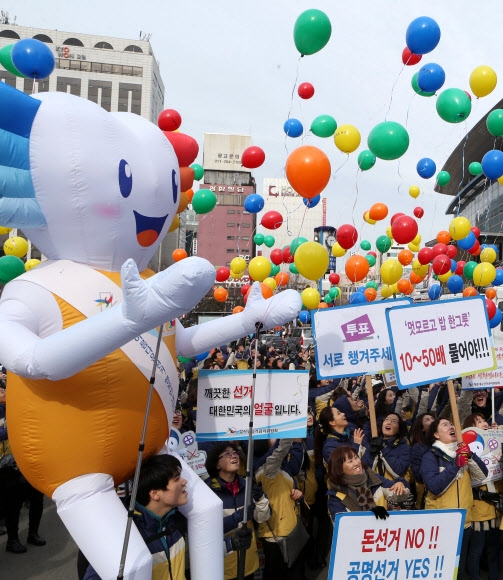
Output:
(245, 283), (273, 302)
(486, 288), (496, 300)
(397, 278), (413, 294)
(285, 146), (331, 199)
(318, 303), (329, 309)
(409, 272), (425, 285)
(398, 249), (413, 266)
(364, 288), (377, 301)
(436, 230), (451, 244)
(369, 202), (388, 221)
(172, 248), (187, 262)
(275, 272), (290, 287)
(180, 166), (195, 192)
(345, 255), (370, 283)
(185, 188), (194, 202)
(233, 306), (245, 314)
(470, 245), (482, 256)
(214, 287), (229, 302)
(463, 287), (478, 297)
(177, 191), (190, 214)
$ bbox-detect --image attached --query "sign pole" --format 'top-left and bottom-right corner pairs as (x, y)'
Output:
(365, 374), (378, 438)
(447, 379), (463, 442)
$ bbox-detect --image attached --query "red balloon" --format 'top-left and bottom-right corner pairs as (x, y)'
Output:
(298, 82), (315, 99)
(468, 240), (481, 256)
(432, 243), (448, 258)
(241, 284), (251, 296)
(471, 226), (481, 238)
(282, 246), (294, 264)
(486, 298), (497, 320)
(336, 224), (358, 250)
(270, 248), (283, 265)
(413, 206), (424, 219)
(261, 211), (283, 230)
(163, 131), (199, 167)
(329, 272), (340, 284)
(417, 247), (433, 265)
(455, 260), (466, 275)
(390, 212), (405, 225)
(402, 47), (422, 66)
(241, 146), (266, 169)
(215, 267), (230, 282)
(158, 108), (182, 131)
(391, 215), (418, 245)
(432, 254), (451, 276)
(367, 251), (377, 258)
(464, 91), (472, 101)
(446, 245), (457, 259)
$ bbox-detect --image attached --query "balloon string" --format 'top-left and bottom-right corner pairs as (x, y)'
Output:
(331, 154), (350, 179)
(384, 63), (407, 122)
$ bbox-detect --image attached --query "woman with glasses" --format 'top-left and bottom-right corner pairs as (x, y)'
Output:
(205, 442), (270, 580)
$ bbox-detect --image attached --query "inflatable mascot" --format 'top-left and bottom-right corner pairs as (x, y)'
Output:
(0, 82), (301, 579)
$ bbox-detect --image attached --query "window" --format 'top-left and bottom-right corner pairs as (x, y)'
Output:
(242, 223), (250, 228)
(236, 210), (241, 214)
(81, 61), (91, 72)
(94, 41), (113, 50)
(242, 236), (250, 241)
(0, 30), (20, 39)
(100, 63), (112, 74)
(33, 34), (53, 43)
(227, 209), (235, 214)
(226, 249), (234, 253)
(132, 67), (143, 77)
(227, 223), (235, 227)
(227, 236), (235, 241)
(24, 77), (50, 93)
(91, 62), (102, 73)
(57, 58), (69, 69)
(0, 71), (17, 87)
(63, 37), (84, 47)
(88, 79), (112, 112)
(124, 44), (143, 53)
(122, 66), (133, 76)
(70, 60), (81, 71)
(56, 76), (81, 96)
(118, 82), (142, 115)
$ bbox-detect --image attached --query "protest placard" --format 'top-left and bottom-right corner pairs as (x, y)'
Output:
(313, 299), (411, 380)
(462, 425), (503, 485)
(462, 345), (503, 389)
(196, 369), (309, 441)
(328, 510), (465, 580)
(386, 295), (497, 389)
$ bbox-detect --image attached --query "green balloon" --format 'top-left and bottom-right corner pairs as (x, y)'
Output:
(289, 263), (299, 274)
(178, 356), (192, 364)
(376, 235), (392, 253)
(189, 163), (204, 181)
(463, 261), (477, 280)
(0, 44), (24, 77)
(293, 9), (332, 56)
(290, 236), (308, 255)
(192, 189), (216, 214)
(367, 122), (409, 161)
(360, 240), (371, 251)
(264, 235), (275, 248)
(254, 233), (265, 246)
(469, 162), (482, 176)
(487, 109), (503, 137)
(323, 294), (333, 304)
(358, 150), (376, 171)
(366, 280), (379, 290)
(436, 88), (472, 124)
(329, 287), (337, 299)
(436, 171), (451, 187)
(411, 72), (435, 97)
(0, 255), (25, 284)
(311, 115), (337, 138)
(365, 254), (376, 267)
(270, 264), (280, 276)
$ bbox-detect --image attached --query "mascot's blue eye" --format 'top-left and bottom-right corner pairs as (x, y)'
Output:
(118, 159), (133, 198)
(172, 169), (178, 204)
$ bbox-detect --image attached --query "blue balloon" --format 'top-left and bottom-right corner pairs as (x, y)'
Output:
(428, 284), (442, 300)
(490, 308), (502, 329)
(303, 195), (320, 208)
(406, 16), (441, 55)
(493, 269), (503, 286)
(299, 311), (311, 324)
(11, 38), (55, 79)
(450, 259), (457, 273)
(284, 118), (303, 138)
(417, 63), (445, 93)
(416, 157), (436, 179)
(244, 194), (265, 214)
(195, 351), (210, 361)
(458, 231), (476, 250)
(357, 286), (366, 293)
(481, 244), (499, 256)
(482, 150), (503, 180)
(446, 275), (463, 294)
(349, 292), (367, 304)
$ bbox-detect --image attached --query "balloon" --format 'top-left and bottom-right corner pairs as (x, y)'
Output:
(463, 287), (478, 297)
(294, 242), (329, 281)
(469, 162), (483, 176)
(270, 249), (283, 265)
(241, 146), (266, 169)
(486, 110), (503, 137)
(436, 231), (450, 245)
(486, 298), (497, 320)
(177, 190), (190, 214)
(376, 235), (392, 253)
(391, 215), (418, 244)
(418, 247), (433, 265)
(285, 146), (331, 199)
(317, 303), (329, 309)
(11, 39), (55, 79)
(463, 261), (477, 280)
(302, 287), (321, 310)
(428, 284), (442, 300)
(486, 287), (497, 300)
(264, 235), (275, 248)
(345, 255), (370, 283)
(360, 240), (371, 251)
(303, 195), (320, 208)
(230, 256), (247, 275)
(284, 118), (303, 138)
(398, 279), (414, 295)
(158, 109), (181, 131)
(367, 121), (410, 160)
(329, 286), (340, 299)
(363, 211), (377, 225)
(336, 224), (358, 250)
(410, 272), (425, 285)
(417, 157), (436, 178)
(254, 233), (264, 246)
(213, 287), (228, 302)
(412, 259), (428, 277)
(232, 306), (244, 315)
(293, 9), (332, 56)
(185, 189), (194, 203)
(263, 277), (277, 291)
(364, 287), (377, 301)
(358, 150), (376, 171)
(446, 245), (457, 259)
(289, 263), (299, 274)
(0, 227), (12, 235)
(369, 203), (388, 221)
(168, 214), (180, 232)
(406, 16), (441, 55)
(311, 115), (337, 138)
(447, 275), (464, 294)
(417, 63), (445, 93)
(432, 243), (448, 257)
(412, 233), (422, 245)
(473, 263), (497, 287)
(432, 254), (451, 276)
(24, 258), (40, 271)
(3, 236), (28, 258)
(365, 254), (376, 267)
(189, 163), (204, 181)
(482, 150), (503, 180)
(398, 249), (414, 266)
(469, 66), (497, 98)
(349, 292), (367, 305)
(290, 237), (308, 255)
(261, 211), (283, 230)
(215, 267), (230, 282)
(490, 308), (502, 328)
(408, 243), (420, 253)
(402, 47), (422, 66)
(192, 189), (217, 214)
(409, 185), (420, 199)
(298, 82), (315, 99)
(248, 257), (272, 282)
(0, 44), (23, 77)
(275, 272), (290, 287)
(455, 261), (466, 275)
(0, 255), (25, 283)
(299, 310), (311, 324)
(411, 72), (436, 97)
(468, 241), (481, 256)
(386, 226), (394, 240)
(324, 293), (333, 304)
(334, 124), (361, 154)
(436, 171), (451, 187)
(245, 283), (273, 302)
(468, 225), (479, 238)
(381, 259), (403, 285)
(436, 88), (471, 123)
(413, 207), (424, 219)
(480, 247), (497, 264)
(449, 217), (471, 241)
(326, 274), (339, 286)
(243, 194), (265, 213)
(163, 132), (199, 167)
(331, 243), (346, 258)
(270, 264), (280, 277)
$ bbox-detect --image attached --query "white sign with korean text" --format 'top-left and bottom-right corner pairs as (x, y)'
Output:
(462, 346), (503, 389)
(328, 510), (465, 580)
(386, 296), (497, 389)
(313, 299), (412, 380)
(462, 426), (503, 485)
(202, 133), (252, 172)
(196, 369), (309, 441)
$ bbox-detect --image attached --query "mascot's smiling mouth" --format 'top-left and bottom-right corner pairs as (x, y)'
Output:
(133, 210), (169, 247)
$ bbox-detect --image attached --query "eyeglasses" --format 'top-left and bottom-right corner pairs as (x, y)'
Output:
(384, 418), (399, 424)
(174, 410), (182, 416)
(219, 451), (239, 460)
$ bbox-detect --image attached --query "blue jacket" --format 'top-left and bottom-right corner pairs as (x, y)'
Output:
(410, 442), (429, 484)
(376, 436), (411, 478)
(322, 428), (372, 467)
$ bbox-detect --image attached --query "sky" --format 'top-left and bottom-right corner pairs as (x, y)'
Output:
(4, 0), (503, 259)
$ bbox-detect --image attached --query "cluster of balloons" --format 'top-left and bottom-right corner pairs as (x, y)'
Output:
(0, 38), (55, 80)
(0, 232), (41, 284)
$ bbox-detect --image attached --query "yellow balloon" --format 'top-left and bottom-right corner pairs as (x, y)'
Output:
(331, 243), (346, 258)
(230, 257), (247, 275)
(302, 287), (320, 310)
(230, 270), (242, 279)
(0, 227), (13, 235)
(386, 225), (393, 240)
(25, 258), (41, 271)
(364, 211), (377, 225)
(408, 243), (420, 253)
(263, 276), (277, 291)
(248, 256), (271, 282)
(473, 262), (496, 286)
(380, 259), (403, 285)
(409, 186), (420, 199)
(449, 216), (471, 241)
(480, 247), (497, 264)
(334, 124), (361, 154)
(412, 234), (421, 245)
(412, 259), (428, 277)
(437, 271), (452, 283)
(4, 236), (28, 258)
(469, 65), (497, 98)
(294, 242), (329, 281)
(381, 285), (393, 298)
(168, 214), (179, 232)
(389, 283), (398, 295)
(498, 175), (503, 186)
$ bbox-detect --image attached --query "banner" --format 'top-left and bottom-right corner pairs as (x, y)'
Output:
(462, 426), (503, 485)
(328, 510), (465, 580)
(462, 345), (503, 389)
(196, 369), (309, 441)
